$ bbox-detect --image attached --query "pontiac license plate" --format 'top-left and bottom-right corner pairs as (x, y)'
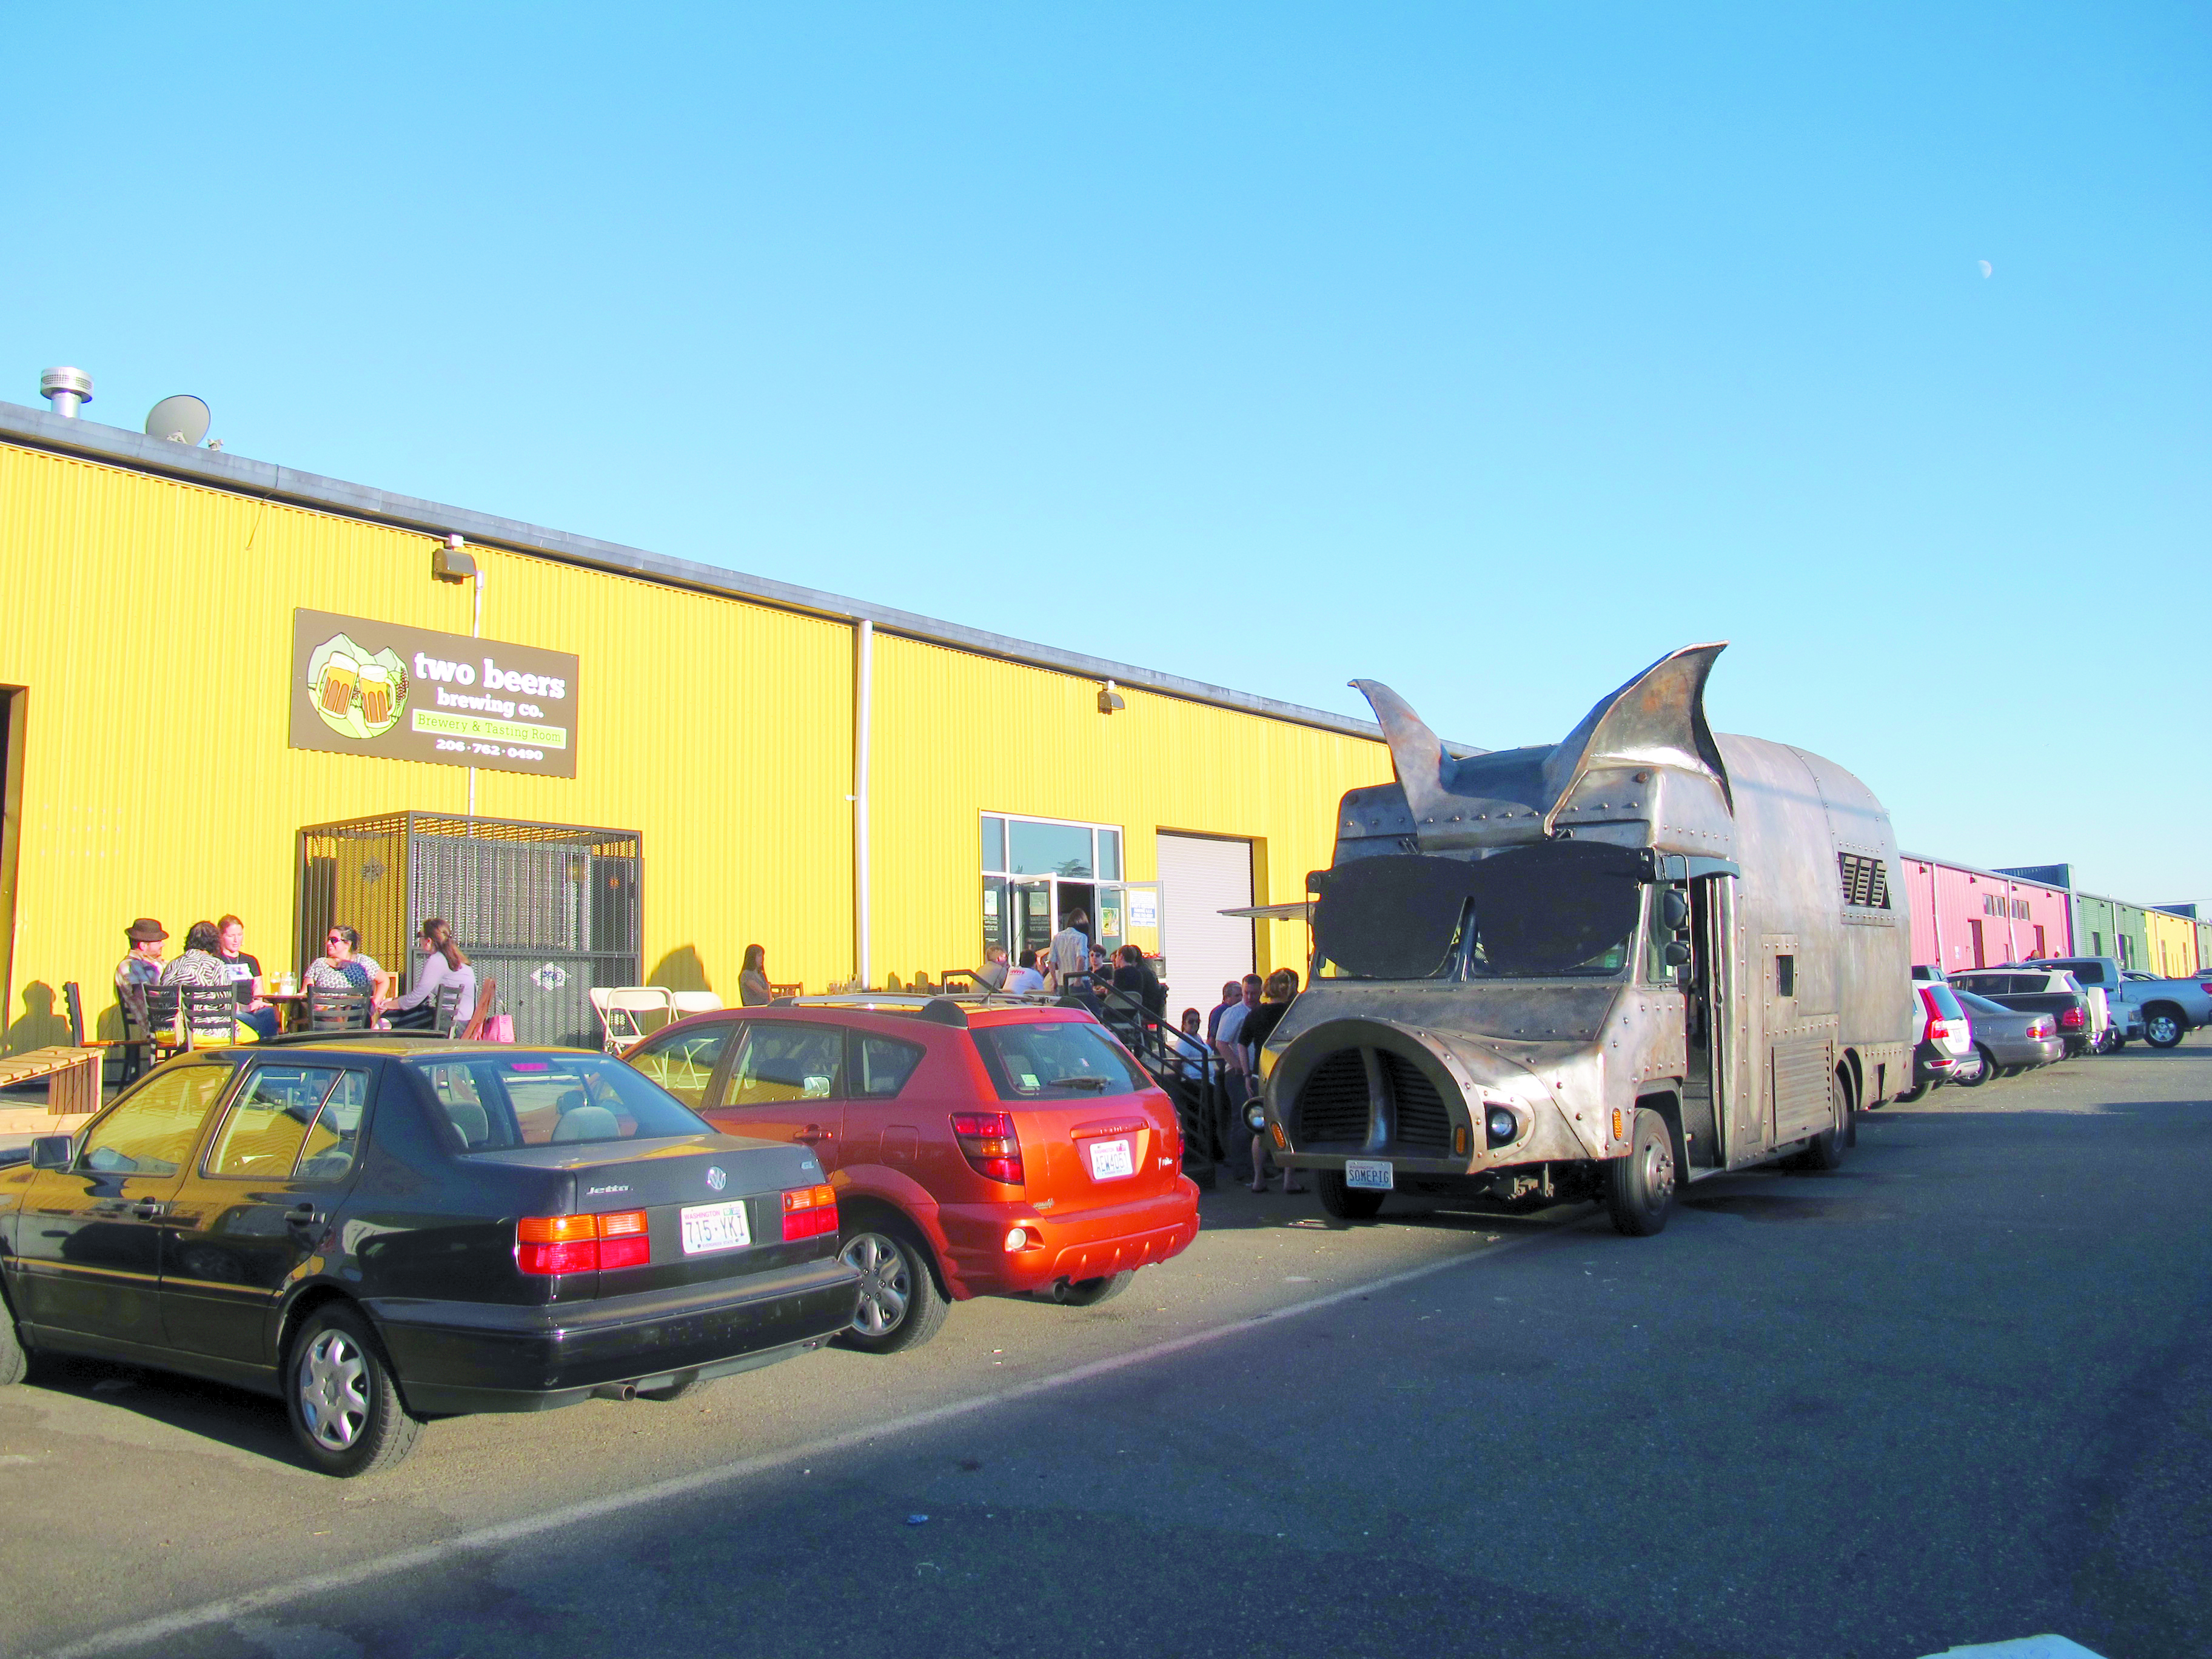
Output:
(1344, 1159), (1394, 1191)
(680, 1200), (752, 1255)
(1087, 1138), (1135, 1181)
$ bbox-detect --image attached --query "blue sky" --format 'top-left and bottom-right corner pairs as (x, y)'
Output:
(7, 4), (2207, 903)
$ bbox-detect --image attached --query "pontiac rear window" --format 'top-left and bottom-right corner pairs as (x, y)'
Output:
(973, 1022), (1147, 1102)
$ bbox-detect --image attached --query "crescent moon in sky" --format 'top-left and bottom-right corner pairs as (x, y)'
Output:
(1979, 260), (1994, 278)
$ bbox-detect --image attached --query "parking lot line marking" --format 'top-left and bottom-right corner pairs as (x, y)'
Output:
(36, 1218), (1587, 1659)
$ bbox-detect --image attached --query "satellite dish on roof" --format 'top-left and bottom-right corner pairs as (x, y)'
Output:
(144, 395), (211, 446)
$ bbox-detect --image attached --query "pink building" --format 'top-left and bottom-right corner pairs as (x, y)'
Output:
(1900, 854), (2074, 972)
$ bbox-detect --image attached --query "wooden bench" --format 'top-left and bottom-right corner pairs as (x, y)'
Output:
(0, 1047), (103, 1116)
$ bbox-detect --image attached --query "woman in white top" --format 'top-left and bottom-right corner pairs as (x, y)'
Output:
(381, 918), (478, 1030)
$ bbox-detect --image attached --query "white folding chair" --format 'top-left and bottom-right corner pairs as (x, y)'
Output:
(592, 987), (675, 1054)
(670, 991), (724, 1017)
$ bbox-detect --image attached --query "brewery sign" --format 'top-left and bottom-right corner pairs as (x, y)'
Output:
(288, 608), (580, 779)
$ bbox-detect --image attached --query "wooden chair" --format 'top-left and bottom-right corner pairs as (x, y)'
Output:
(458, 975), (500, 1040)
(768, 982), (803, 1000)
(62, 981), (129, 1086)
(308, 986), (370, 1031)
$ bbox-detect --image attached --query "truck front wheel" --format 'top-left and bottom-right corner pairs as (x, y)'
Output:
(1605, 1108), (1677, 1236)
(1315, 1171), (1386, 1222)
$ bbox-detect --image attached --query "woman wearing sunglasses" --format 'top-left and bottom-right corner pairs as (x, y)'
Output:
(305, 925), (393, 1004)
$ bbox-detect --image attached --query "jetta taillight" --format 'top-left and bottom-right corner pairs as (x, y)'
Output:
(951, 1111), (1024, 1184)
(517, 1210), (650, 1275)
(2027, 1018), (2053, 1037)
(2060, 1007), (2085, 1030)
(781, 1184), (839, 1241)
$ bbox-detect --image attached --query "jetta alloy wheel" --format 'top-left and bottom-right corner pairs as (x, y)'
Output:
(298, 1328), (371, 1451)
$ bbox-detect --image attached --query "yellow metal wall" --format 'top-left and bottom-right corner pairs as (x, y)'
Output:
(2143, 907), (2197, 977)
(0, 441), (855, 1048)
(868, 632), (1390, 999)
(0, 440), (1390, 1050)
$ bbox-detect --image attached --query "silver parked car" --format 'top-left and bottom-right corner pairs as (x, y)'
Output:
(1948, 990), (2065, 1084)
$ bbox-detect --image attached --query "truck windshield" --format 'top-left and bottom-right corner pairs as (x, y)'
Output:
(1312, 843), (1644, 982)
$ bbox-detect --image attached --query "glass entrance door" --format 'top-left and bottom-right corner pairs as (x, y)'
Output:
(1012, 879), (1056, 970)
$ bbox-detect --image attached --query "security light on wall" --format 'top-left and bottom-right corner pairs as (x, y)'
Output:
(433, 532), (477, 583)
(1098, 679), (1125, 714)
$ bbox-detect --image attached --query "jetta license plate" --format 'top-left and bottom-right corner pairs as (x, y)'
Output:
(680, 1200), (752, 1255)
(1087, 1138), (1135, 1181)
(1344, 1159), (1394, 1191)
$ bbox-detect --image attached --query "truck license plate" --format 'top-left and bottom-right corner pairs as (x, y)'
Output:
(680, 1200), (752, 1255)
(1087, 1138), (1134, 1181)
(1344, 1159), (1394, 1191)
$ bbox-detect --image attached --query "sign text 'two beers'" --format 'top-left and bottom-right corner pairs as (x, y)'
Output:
(287, 608), (581, 779)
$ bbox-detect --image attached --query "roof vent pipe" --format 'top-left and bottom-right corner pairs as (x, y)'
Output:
(39, 367), (92, 418)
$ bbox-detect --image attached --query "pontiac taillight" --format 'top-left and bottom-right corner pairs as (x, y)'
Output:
(951, 1111), (1024, 1184)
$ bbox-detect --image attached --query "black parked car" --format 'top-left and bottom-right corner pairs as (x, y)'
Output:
(0, 1038), (860, 1476)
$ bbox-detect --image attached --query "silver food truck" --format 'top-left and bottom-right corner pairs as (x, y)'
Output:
(1250, 643), (1914, 1235)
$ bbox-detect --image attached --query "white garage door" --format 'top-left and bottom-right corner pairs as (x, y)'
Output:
(1155, 833), (1254, 1016)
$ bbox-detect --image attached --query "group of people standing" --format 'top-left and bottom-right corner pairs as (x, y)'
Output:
(1196, 969), (1304, 1195)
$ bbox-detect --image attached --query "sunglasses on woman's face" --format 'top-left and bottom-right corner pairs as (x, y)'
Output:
(326, 934), (344, 945)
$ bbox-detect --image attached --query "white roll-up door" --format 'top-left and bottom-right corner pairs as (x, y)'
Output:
(1155, 833), (1254, 1015)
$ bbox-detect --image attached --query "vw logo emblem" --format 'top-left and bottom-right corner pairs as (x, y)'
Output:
(705, 1166), (728, 1192)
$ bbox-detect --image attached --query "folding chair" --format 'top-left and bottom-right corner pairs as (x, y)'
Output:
(592, 987), (673, 1054)
(430, 982), (466, 1035)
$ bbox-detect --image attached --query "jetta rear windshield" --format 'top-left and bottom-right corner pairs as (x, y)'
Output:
(973, 1022), (1148, 1102)
(415, 1054), (709, 1151)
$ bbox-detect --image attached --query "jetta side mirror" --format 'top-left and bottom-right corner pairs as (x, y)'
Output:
(29, 1135), (73, 1170)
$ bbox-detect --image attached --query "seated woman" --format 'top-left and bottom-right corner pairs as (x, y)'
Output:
(159, 920), (258, 1044)
(305, 925), (390, 1008)
(381, 918), (477, 1030)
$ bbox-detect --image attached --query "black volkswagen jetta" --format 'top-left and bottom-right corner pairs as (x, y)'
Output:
(0, 1037), (861, 1475)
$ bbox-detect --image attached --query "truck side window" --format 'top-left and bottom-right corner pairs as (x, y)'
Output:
(1776, 954), (1795, 997)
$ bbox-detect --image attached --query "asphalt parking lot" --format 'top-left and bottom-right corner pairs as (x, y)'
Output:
(5, 1037), (2209, 1659)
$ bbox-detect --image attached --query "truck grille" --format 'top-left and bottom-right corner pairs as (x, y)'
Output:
(1294, 1049), (1372, 1146)
(1381, 1053), (1452, 1151)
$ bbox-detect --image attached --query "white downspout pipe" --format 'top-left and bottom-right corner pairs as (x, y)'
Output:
(854, 618), (872, 989)
(466, 542), (486, 821)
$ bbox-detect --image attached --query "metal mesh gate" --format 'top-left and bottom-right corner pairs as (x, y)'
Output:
(298, 813), (642, 1048)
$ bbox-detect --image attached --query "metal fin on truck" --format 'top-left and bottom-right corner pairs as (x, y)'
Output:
(1352, 642), (1734, 852)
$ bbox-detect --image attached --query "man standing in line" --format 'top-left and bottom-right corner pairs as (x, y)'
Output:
(1048, 909), (1092, 988)
(1205, 980), (1241, 1044)
(1213, 973), (1262, 1181)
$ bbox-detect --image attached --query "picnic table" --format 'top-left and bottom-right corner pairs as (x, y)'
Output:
(0, 1047), (104, 1116)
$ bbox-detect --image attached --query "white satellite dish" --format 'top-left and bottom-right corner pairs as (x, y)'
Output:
(144, 395), (211, 446)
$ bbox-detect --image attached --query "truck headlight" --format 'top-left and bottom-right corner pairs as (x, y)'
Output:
(1485, 1105), (1518, 1147)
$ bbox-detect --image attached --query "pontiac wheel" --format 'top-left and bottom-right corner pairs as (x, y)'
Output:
(1605, 1107), (1677, 1236)
(836, 1224), (948, 1354)
(285, 1304), (421, 1478)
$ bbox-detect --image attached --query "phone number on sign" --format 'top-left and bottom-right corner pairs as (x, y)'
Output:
(435, 740), (546, 762)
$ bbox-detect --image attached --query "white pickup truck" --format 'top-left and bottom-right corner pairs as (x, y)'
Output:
(2033, 956), (2212, 1048)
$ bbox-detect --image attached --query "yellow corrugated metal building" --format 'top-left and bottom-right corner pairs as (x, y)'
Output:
(2143, 907), (2197, 979)
(0, 403), (1395, 1053)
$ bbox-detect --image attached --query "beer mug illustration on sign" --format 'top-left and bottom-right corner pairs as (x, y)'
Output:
(318, 652), (360, 717)
(357, 662), (393, 726)
(306, 632), (411, 741)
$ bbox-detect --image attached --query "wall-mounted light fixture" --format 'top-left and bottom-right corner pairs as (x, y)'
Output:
(1098, 679), (1125, 714)
(432, 532), (477, 583)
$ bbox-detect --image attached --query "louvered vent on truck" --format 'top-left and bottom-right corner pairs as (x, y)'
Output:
(1838, 853), (1890, 910)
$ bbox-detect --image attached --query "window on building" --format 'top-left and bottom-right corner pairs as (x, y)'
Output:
(978, 813), (1129, 964)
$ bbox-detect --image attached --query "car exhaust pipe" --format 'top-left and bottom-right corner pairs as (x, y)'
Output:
(593, 1382), (638, 1402)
